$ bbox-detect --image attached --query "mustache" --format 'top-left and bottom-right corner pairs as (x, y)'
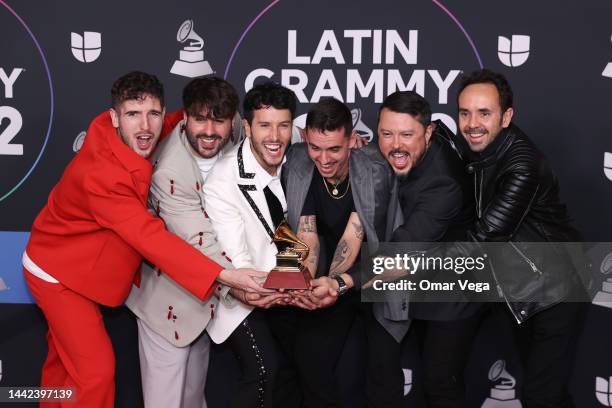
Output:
(195, 133), (223, 140)
(463, 127), (488, 135)
(388, 148), (410, 157)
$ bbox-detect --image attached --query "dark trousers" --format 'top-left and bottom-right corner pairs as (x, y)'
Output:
(363, 305), (404, 408)
(268, 292), (360, 408)
(510, 302), (586, 408)
(264, 307), (302, 408)
(296, 292), (360, 407)
(364, 305), (483, 408)
(414, 312), (483, 408)
(227, 309), (295, 408)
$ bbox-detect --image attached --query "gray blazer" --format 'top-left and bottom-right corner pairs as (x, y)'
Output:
(282, 143), (410, 342)
(283, 143), (391, 255)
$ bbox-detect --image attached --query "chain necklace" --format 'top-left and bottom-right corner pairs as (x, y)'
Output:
(322, 173), (351, 199)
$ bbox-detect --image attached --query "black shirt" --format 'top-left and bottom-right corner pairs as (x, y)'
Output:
(301, 169), (359, 277)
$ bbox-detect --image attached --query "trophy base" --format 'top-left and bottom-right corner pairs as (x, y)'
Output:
(263, 267), (312, 290)
(593, 290), (612, 309)
(481, 397), (522, 408)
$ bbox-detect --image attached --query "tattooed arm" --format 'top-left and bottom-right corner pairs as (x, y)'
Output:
(293, 212), (363, 308)
(328, 212), (364, 278)
(297, 215), (320, 278)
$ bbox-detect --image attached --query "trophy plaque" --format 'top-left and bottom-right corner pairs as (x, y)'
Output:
(263, 221), (312, 290)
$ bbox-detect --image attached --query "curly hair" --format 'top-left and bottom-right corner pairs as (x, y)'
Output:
(111, 71), (164, 109)
(182, 76), (239, 119)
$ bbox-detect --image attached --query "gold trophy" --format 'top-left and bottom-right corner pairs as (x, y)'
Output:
(262, 221), (312, 290)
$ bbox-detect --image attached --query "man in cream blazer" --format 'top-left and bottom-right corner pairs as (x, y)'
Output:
(126, 77), (245, 408)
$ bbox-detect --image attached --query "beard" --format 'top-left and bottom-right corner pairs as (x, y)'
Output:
(186, 130), (230, 159)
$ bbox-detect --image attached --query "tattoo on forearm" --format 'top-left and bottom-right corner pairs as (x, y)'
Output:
(329, 239), (351, 277)
(303, 241), (319, 278)
(298, 215), (317, 233)
(352, 221), (364, 240)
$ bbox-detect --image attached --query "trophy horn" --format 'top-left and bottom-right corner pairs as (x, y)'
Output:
(272, 220), (309, 260)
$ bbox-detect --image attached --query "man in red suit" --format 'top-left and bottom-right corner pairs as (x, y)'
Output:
(22, 71), (269, 407)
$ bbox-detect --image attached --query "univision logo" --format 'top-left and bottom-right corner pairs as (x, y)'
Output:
(403, 368), (412, 396)
(73, 131), (86, 153)
(498, 35), (530, 68)
(603, 34), (612, 78)
(71, 31), (102, 63)
(597, 376), (612, 406)
(604, 152), (612, 182)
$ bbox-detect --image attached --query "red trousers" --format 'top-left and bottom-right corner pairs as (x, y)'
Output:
(24, 269), (115, 408)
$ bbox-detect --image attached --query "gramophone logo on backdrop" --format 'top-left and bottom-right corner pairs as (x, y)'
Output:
(402, 368), (412, 396)
(352, 108), (373, 141)
(603, 34), (612, 78)
(291, 107), (373, 143)
(71, 31), (102, 63)
(597, 376), (612, 406)
(498, 35), (530, 67)
(170, 19), (214, 78)
(593, 252), (612, 309)
(604, 152), (612, 182)
(481, 360), (522, 408)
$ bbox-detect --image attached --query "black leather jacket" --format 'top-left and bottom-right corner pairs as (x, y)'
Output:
(456, 124), (581, 323)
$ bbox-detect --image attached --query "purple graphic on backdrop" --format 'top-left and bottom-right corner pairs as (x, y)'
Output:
(223, 0), (484, 80)
(0, 0), (55, 202)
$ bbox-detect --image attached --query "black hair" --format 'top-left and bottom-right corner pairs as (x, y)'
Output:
(182, 76), (238, 119)
(243, 82), (297, 124)
(378, 91), (431, 127)
(457, 69), (513, 112)
(305, 97), (352, 136)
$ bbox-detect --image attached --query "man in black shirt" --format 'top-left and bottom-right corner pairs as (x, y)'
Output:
(282, 97), (394, 407)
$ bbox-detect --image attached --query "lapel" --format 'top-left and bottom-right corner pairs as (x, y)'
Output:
(385, 177), (403, 240)
(177, 127), (206, 202)
(236, 140), (276, 240)
(285, 149), (314, 231)
(349, 151), (377, 250)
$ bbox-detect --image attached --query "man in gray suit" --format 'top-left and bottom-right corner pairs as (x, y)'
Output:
(126, 77), (252, 408)
(281, 97), (394, 407)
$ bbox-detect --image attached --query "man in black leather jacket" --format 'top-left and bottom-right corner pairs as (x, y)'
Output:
(457, 69), (584, 408)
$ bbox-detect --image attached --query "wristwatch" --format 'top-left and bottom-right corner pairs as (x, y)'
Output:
(333, 275), (349, 296)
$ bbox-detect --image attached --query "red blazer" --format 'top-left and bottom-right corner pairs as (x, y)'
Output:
(26, 110), (221, 306)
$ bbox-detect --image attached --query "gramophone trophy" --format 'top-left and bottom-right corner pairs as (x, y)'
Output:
(263, 221), (312, 290)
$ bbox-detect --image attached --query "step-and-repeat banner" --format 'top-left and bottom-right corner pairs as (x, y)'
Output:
(1, 0), (611, 406)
